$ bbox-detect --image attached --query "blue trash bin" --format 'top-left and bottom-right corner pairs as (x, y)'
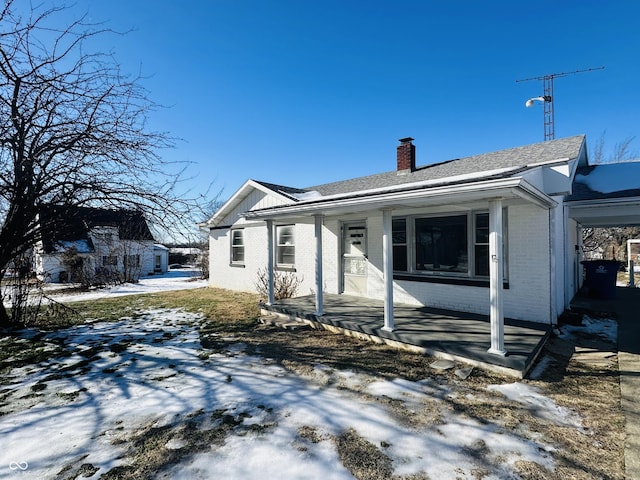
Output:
(581, 260), (620, 299)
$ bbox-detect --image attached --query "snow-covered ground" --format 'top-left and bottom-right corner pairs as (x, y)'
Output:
(43, 267), (208, 303)
(0, 309), (609, 479)
(0, 273), (617, 479)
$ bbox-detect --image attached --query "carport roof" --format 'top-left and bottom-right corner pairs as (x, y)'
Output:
(567, 161), (640, 201)
(566, 160), (640, 227)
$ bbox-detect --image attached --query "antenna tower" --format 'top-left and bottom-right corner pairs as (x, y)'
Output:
(516, 66), (604, 141)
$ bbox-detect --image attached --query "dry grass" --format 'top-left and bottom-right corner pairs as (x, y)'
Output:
(0, 287), (627, 479)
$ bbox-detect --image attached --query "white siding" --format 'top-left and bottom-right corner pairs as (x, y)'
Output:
(217, 190), (291, 227)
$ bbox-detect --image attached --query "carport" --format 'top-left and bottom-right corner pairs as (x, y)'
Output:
(565, 161), (640, 298)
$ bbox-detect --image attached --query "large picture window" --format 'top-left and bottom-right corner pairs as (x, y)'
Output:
(415, 215), (467, 273)
(276, 225), (295, 267)
(230, 229), (245, 265)
(392, 211), (507, 279)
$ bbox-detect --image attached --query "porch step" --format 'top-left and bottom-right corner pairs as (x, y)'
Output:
(259, 313), (310, 331)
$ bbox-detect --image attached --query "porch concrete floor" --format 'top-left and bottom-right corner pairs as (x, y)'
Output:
(262, 294), (551, 378)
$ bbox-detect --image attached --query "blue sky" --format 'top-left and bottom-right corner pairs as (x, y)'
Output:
(30, 1), (640, 201)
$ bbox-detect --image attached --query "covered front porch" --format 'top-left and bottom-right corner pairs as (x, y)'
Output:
(261, 293), (551, 378)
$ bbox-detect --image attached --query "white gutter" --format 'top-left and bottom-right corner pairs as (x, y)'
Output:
(244, 177), (555, 220)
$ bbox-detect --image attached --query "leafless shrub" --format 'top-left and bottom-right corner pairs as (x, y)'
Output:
(255, 266), (302, 300)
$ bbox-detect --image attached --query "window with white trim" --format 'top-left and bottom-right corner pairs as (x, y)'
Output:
(392, 211), (507, 279)
(102, 255), (118, 266)
(473, 213), (489, 276)
(124, 254), (141, 268)
(230, 229), (245, 265)
(276, 225), (295, 267)
(392, 218), (408, 272)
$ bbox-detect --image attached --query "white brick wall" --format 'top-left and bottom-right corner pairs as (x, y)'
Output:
(209, 218), (342, 297)
(210, 202), (554, 324)
(503, 204), (551, 323)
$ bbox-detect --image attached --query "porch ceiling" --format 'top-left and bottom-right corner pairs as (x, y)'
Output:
(568, 197), (640, 227)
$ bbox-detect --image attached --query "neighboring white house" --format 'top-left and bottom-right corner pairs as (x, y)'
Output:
(205, 135), (640, 353)
(34, 206), (168, 283)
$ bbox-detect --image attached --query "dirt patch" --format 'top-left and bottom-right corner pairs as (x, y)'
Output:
(335, 428), (395, 480)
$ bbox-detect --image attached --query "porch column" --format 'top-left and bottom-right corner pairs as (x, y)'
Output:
(266, 219), (275, 305)
(314, 214), (324, 316)
(382, 208), (395, 332)
(488, 199), (507, 356)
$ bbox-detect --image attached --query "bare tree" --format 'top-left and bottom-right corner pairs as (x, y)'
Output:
(0, 2), (204, 326)
(583, 133), (640, 267)
(590, 132), (637, 164)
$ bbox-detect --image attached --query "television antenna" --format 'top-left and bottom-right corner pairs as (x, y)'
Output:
(516, 66), (604, 141)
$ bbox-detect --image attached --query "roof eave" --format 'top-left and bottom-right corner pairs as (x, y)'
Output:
(244, 177), (555, 220)
(204, 179), (297, 227)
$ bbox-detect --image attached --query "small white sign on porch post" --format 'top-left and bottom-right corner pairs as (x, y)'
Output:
(382, 208), (395, 332)
(488, 199), (507, 356)
(314, 214), (324, 316)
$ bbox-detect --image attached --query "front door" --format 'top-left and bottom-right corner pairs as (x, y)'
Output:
(342, 222), (367, 296)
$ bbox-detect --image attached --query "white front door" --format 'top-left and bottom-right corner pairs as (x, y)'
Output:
(342, 222), (367, 296)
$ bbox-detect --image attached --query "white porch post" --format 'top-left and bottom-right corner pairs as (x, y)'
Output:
(314, 214), (324, 316)
(382, 208), (395, 332)
(266, 219), (275, 305)
(488, 199), (507, 356)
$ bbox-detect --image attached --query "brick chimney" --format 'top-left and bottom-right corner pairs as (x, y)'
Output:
(397, 137), (415, 174)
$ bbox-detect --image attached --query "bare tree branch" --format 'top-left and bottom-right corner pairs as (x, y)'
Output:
(0, 1), (213, 326)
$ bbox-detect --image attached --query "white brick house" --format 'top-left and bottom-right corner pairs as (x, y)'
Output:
(34, 206), (167, 283)
(205, 135), (640, 355)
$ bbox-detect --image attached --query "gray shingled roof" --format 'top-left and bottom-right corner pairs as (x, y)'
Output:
(252, 180), (308, 200)
(303, 135), (585, 196)
(39, 206), (155, 254)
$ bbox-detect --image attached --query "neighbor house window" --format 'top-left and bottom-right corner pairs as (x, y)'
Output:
(276, 225), (295, 267)
(124, 254), (141, 267)
(102, 255), (118, 266)
(230, 229), (245, 265)
(392, 211), (507, 279)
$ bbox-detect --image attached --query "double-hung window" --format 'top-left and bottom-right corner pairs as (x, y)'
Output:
(124, 254), (141, 267)
(102, 255), (118, 267)
(392, 211), (507, 280)
(276, 225), (295, 267)
(473, 213), (490, 277)
(230, 229), (245, 265)
(392, 219), (408, 272)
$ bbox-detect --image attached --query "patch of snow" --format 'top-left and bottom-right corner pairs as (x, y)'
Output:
(559, 316), (617, 343)
(575, 161), (640, 194)
(0, 310), (564, 479)
(44, 268), (207, 304)
(290, 190), (323, 201)
(487, 382), (584, 430)
(54, 239), (94, 253)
